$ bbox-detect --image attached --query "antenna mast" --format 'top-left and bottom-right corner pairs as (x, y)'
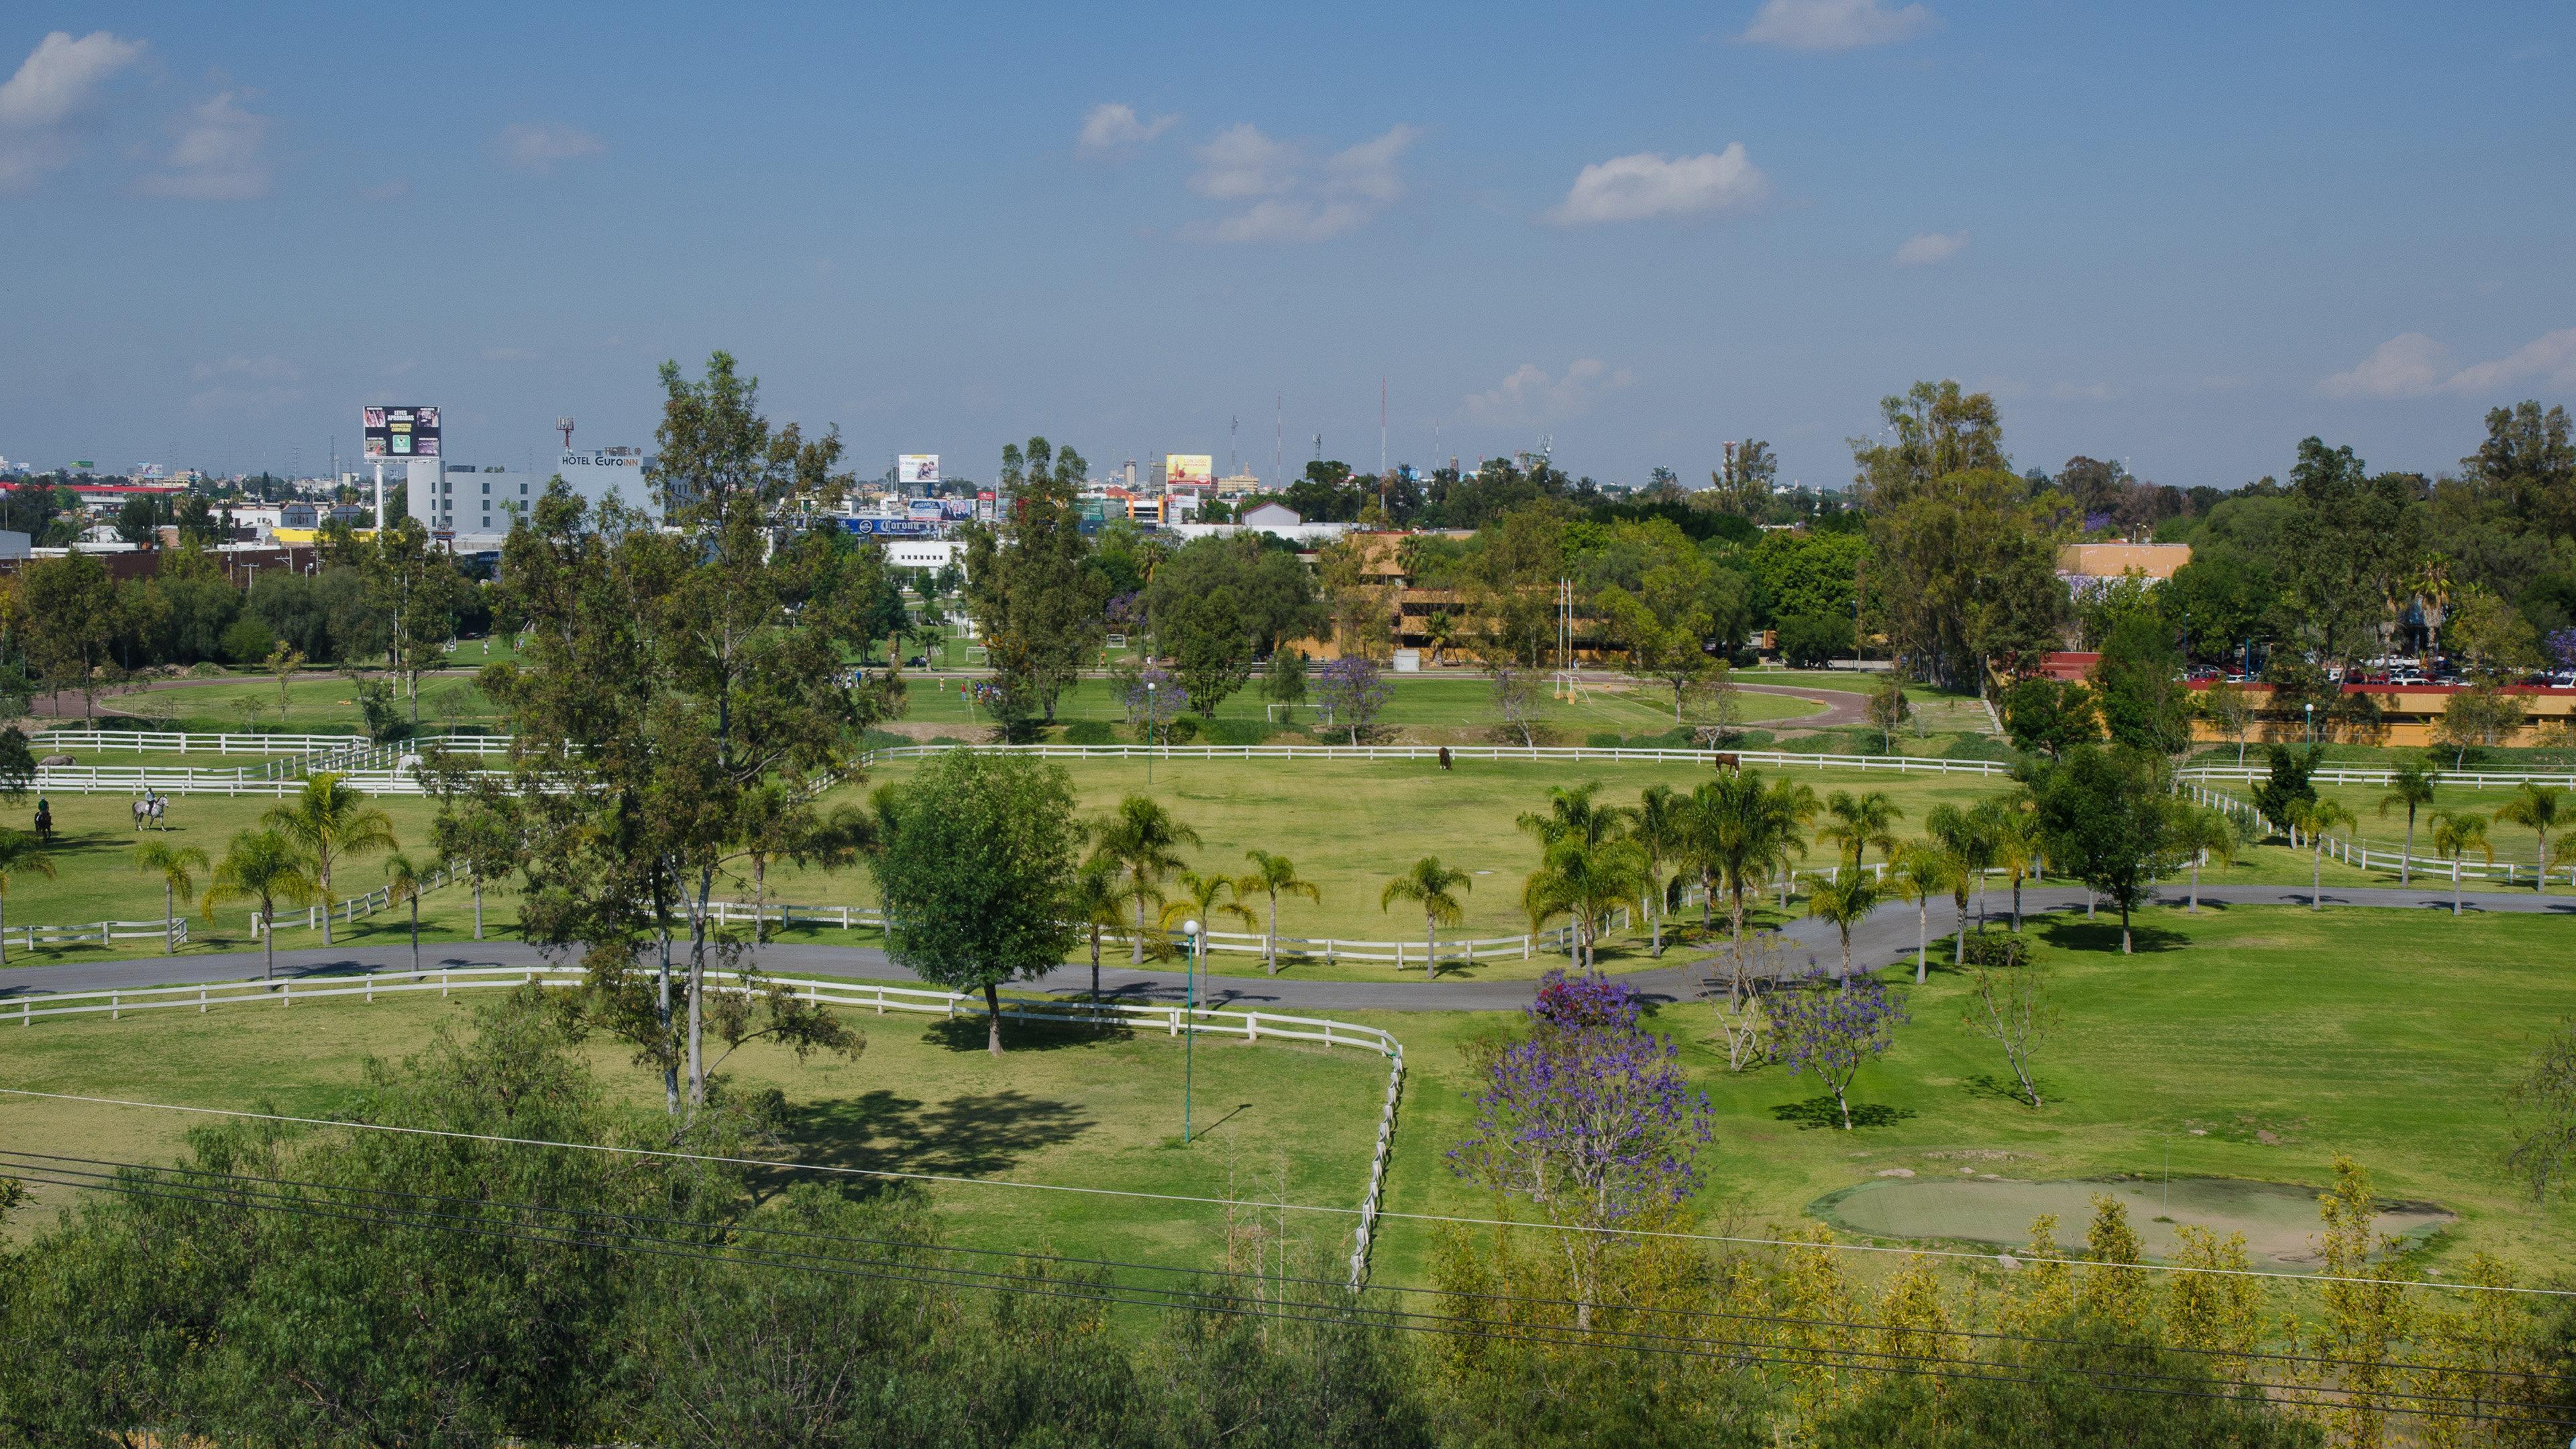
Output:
(555, 416), (576, 450)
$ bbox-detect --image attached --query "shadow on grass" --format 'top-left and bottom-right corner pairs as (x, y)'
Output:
(2034, 918), (2187, 954)
(1770, 1095), (1917, 1130)
(923, 1015), (1132, 1054)
(1962, 1073), (2058, 1108)
(783, 1087), (1095, 1189)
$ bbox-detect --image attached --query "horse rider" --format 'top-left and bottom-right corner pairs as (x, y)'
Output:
(33, 796), (52, 843)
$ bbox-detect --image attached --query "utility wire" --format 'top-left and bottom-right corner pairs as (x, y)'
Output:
(3, 1086), (2559, 1301)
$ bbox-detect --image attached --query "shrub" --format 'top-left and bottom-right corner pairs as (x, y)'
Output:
(1199, 717), (1273, 747)
(1776, 613), (1855, 668)
(1059, 720), (1116, 745)
(1163, 716), (1200, 744)
(221, 616), (276, 665)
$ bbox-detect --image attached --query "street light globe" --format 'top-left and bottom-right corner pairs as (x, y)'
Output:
(1185, 918), (1201, 936)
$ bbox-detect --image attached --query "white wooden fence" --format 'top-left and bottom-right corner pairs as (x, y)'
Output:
(0, 917), (188, 953)
(36, 729), (514, 758)
(1, 964), (1407, 1288)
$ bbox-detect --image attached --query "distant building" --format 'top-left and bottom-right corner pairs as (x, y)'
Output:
(2055, 542), (2192, 581)
(1239, 501), (1302, 529)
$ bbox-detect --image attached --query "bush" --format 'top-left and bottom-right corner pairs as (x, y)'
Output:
(1960, 931), (2031, 969)
(1163, 716), (1200, 744)
(1776, 613), (1855, 668)
(1058, 719), (1115, 745)
(1198, 716), (1273, 747)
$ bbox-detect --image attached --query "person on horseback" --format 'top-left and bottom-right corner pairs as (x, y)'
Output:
(34, 797), (52, 843)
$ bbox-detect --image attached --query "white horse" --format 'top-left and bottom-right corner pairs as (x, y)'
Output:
(131, 790), (168, 830)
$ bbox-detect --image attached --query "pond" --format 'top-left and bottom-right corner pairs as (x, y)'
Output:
(1813, 1175), (2453, 1267)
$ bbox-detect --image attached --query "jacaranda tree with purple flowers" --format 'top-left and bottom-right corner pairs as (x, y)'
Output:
(1450, 969), (1713, 1328)
(1313, 656), (1391, 744)
(1772, 967), (1909, 1130)
(1120, 666), (1187, 737)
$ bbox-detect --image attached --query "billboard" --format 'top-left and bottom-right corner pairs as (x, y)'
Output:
(1165, 453), (1213, 487)
(362, 405), (441, 459)
(900, 453), (939, 486)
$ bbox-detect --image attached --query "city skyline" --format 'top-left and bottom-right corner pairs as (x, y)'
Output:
(0, 2), (2570, 490)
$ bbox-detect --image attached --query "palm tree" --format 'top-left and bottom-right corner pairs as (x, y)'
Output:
(2429, 810), (2491, 916)
(132, 839), (210, 956)
(1924, 803), (1994, 958)
(203, 827), (320, 981)
(1067, 858), (1128, 999)
(2169, 806), (2239, 914)
(1890, 843), (1957, 985)
(2494, 784), (2569, 894)
(1804, 869), (1879, 981)
(1819, 790), (1903, 872)
(1236, 849), (1322, 977)
(1158, 869), (1256, 952)
(1522, 833), (1648, 971)
(1628, 784), (1689, 956)
(1517, 781), (1619, 853)
(382, 852), (429, 976)
(2285, 797), (2356, 911)
(1984, 794), (2045, 932)
(1089, 795), (1201, 964)
(0, 829), (58, 966)
(260, 771), (397, 945)
(1686, 771), (1815, 946)
(2377, 758), (2439, 886)
(1383, 856), (1472, 979)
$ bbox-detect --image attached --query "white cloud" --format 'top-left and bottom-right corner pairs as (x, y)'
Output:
(1078, 102), (1177, 150)
(496, 121), (604, 173)
(0, 29), (145, 189)
(1739, 0), (1935, 51)
(1546, 144), (1768, 225)
(2317, 328), (2576, 400)
(1893, 229), (1966, 266)
(139, 92), (272, 201)
(1185, 123), (1419, 244)
(1464, 359), (1635, 425)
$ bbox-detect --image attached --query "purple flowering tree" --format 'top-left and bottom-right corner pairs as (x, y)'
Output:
(1772, 967), (1909, 1130)
(1119, 666), (1187, 738)
(1450, 969), (1714, 1327)
(2548, 628), (2576, 672)
(1314, 657), (1391, 745)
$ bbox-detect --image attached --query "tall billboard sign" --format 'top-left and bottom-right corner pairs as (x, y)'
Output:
(900, 453), (939, 486)
(362, 405), (441, 459)
(1165, 453), (1213, 487)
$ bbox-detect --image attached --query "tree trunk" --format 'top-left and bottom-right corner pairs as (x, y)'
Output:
(2538, 833), (2551, 894)
(688, 869), (711, 1106)
(259, 895), (272, 979)
(1424, 915), (1437, 981)
(2011, 875), (2023, 932)
(656, 894), (678, 1114)
(2119, 900), (2133, 955)
(1090, 928), (1102, 1000)
(2400, 810), (2415, 887)
(319, 856), (333, 945)
(2310, 843), (2324, 910)
(984, 980), (1004, 1055)
(1835, 1081), (1852, 1131)
(1132, 891), (1147, 965)
(473, 874), (484, 940)
(2188, 858), (2201, 913)
(753, 853), (767, 949)
(1915, 898), (1927, 984)
(164, 882), (174, 955)
(1838, 924), (1853, 979)
(2453, 858), (2463, 916)
(1266, 897), (1277, 977)
(1953, 898), (1967, 965)
(410, 897), (420, 975)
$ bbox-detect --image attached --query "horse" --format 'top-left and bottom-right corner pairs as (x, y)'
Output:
(132, 791), (168, 831)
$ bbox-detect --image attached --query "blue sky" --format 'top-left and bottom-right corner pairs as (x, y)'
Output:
(1, 1), (2571, 492)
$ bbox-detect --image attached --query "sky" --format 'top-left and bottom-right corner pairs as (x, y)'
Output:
(1, 1), (2571, 492)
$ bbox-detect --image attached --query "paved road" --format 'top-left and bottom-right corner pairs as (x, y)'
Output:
(4, 885), (2563, 1014)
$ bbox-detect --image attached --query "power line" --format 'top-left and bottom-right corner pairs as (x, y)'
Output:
(3, 1086), (2556, 1301)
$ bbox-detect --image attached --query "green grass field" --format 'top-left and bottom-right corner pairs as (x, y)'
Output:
(5, 904), (2567, 1301)
(0, 988), (1388, 1273)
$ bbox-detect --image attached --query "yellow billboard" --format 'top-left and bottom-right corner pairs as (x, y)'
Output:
(1165, 453), (1214, 486)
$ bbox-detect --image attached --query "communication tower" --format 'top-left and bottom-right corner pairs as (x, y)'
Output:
(555, 417), (576, 450)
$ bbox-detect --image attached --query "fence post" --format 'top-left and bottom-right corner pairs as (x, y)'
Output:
(199, 987), (206, 1014)
(1247, 1011), (1259, 1042)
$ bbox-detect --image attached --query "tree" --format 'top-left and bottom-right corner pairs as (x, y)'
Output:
(2090, 614), (2192, 756)
(1803, 870), (1879, 979)
(2493, 783), (2567, 893)
(202, 827), (318, 980)
(2032, 746), (2177, 953)
(2463, 400), (2576, 541)
(1999, 677), (2097, 760)
(1089, 794), (1201, 965)
(2250, 743), (2320, 837)
(1383, 855), (1472, 979)
(2284, 796), (2355, 910)
(1448, 971), (1713, 1328)
(2377, 758), (2439, 886)
(1774, 967), (1909, 1130)
(1849, 380), (2007, 507)
(1985, 796), (2045, 931)
(1490, 663), (1542, 747)
(963, 437), (1106, 729)
(1819, 789), (1902, 871)
(1627, 784), (1688, 956)
(2507, 1017), (2576, 1201)
(2169, 805), (2239, 913)
(1313, 656), (1391, 744)
(0, 829), (56, 967)
(0, 727), (30, 804)
(429, 794), (519, 942)
(18, 553), (119, 720)
(1870, 471), (2065, 690)
(1890, 843), (1959, 985)
(1685, 770), (1814, 945)
(2429, 808), (2491, 915)
(382, 851), (429, 976)
(2195, 678), (2257, 765)
(1775, 612), (1854, 669)
(1963, 946), (2053, 1108)
(367, 518), (465, 730)
(261, 772), (398, 946)
(1262, 647), (1308, 719)
(1237, 849), (1321, 977)
(871, 749), (1081, 1055)
(1065, 857), (1126, 1000)
(1593, 522), (1725, 722)
(131, 839), (209, 956)
(264, 639), (306, 722)
(1923, 803), (1993, 960)
(2434, 684), (2526, 766)
(1161, 584), (1255, 717)
(1864, 672), (1911, 753)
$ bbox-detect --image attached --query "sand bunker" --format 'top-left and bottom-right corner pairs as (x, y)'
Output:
(1815, 1175), (2453, 1268)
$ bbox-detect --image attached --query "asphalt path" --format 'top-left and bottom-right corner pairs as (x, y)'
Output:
(3, 885), (2563, 1014)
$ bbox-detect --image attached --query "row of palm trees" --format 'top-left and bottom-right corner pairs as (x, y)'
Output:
(2280, 774), (2566, 914)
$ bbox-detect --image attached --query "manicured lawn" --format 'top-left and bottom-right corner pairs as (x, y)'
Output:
(888, 672), (1827, 737)
(0, 987), (1388, 1275)
(1364, 904), (2576, 1289)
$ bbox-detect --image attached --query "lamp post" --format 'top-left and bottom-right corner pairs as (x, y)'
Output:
(1182, 918), (1201, 1144)
(1146, 680), (1157, 786)
(2305, 700), (2314, 745)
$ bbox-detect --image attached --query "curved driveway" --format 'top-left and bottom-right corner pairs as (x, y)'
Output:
(2, 885), (2561, 1015)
